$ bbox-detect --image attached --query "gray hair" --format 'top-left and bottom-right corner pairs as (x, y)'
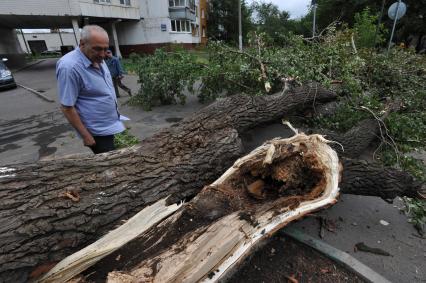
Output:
(80, 25), (108, 42)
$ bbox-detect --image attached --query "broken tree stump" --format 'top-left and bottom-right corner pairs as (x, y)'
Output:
(41, 133), (341, 282)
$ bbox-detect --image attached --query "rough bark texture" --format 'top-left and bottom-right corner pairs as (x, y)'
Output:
(306, 118), (380, 159)
(340, 158), (422, 201)
(0, 85), (337, 283)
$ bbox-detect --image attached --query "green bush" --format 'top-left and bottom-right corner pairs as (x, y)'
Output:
(353, 7), (386, 48)
(129, 48), (201, 110)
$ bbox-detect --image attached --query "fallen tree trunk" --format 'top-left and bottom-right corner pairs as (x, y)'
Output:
(0, 85), (337, 282)
(340, 158), (421, 201)
(40, 133), (341, 283)
(0, 85), (422, 282)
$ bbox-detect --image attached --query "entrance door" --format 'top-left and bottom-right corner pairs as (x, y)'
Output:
(28, 40), (48, 54)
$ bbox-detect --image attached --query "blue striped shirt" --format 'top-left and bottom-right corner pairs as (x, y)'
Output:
(56, 49), (125, 136)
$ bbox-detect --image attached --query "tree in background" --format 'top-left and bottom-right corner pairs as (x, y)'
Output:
(248, 1), (313, 44)
(354, 7), (386, 48)
(250, 2), (289, 39)
(314, 0), (426, 49)
(207, 0), (253, 45)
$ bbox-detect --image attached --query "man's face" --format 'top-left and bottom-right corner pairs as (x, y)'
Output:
(80, 31), (109, 64)
(106, 50), (113, 58)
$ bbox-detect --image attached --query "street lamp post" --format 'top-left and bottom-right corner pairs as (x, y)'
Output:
(238, 0), (243, 50)
(312, 0), (317, 37)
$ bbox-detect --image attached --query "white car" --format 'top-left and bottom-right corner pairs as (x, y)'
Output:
(0, 58), (16, 90)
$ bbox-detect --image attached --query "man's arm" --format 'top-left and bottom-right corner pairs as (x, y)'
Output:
(61, 105), (95, 147)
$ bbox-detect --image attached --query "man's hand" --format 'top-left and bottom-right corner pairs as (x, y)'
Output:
(82, 134), (96, 147)
(61, 105), (95, 147)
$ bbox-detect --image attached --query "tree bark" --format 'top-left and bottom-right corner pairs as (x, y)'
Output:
(0, 85), (337, 282)
(305, 118), (380, 159)
(340, 158), (422, 201)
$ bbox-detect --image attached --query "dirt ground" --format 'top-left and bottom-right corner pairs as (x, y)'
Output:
(226, 235), (366, 283)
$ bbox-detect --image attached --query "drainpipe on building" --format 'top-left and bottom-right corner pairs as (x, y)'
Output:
(238, 0), (243, 50)
(111, 20), (122, 59)
(20, 29), (31, 54)
(72, 18), (81, 47)
(58, 28), (64, 47)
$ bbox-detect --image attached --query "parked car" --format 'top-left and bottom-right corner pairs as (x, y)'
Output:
(0, 58), (16, 90)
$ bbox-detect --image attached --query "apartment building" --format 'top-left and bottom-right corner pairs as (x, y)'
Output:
(117, 0), (204, 55)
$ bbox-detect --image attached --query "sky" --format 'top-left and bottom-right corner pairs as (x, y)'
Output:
(247, 0), (312, 19)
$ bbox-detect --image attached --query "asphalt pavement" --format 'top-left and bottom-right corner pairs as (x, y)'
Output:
(0, 58), (424, 282)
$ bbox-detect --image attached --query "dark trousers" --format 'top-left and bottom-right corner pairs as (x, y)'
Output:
(89, 135), (115, 154)
(113, 77), (132, 97)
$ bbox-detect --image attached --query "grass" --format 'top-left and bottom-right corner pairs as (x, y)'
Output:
(114, 130), (140, 149)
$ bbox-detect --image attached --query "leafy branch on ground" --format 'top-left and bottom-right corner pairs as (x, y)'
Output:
(114, 130), (140, 149)
(402, 197), (426, 236)
(127, 9), (425, 231)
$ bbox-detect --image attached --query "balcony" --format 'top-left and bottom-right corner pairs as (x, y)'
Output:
(80, 0), (140, 20)
(169, 7), (196, 21)
(169, 0), (196, 21)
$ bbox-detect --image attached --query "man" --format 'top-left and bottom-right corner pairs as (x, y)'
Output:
(56, 25), (126, 154)
(105, 49), (132, 97)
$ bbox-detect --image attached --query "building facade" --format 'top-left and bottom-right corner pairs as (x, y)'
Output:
(0, 0), (207, 65)
(117, 0), (204, 55)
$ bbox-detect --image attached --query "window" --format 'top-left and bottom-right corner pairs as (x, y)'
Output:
(169, 0), (185, 7)
(170, 19), (192, 32)
(93, 0), (111, 3)
(120, 0), (131, 5)
(169, 0), (194, 8)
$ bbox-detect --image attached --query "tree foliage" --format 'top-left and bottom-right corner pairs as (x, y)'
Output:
(250, 2), (290, 41)
(207, 0), (253, 45)
(314, 0), (426, 47)
(129, 48), (200, 110)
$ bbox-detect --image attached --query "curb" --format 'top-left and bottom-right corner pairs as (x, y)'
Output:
(16, 83), (55, 103)
(12, 59), (46, 73)
(281, 227), (392, 283)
